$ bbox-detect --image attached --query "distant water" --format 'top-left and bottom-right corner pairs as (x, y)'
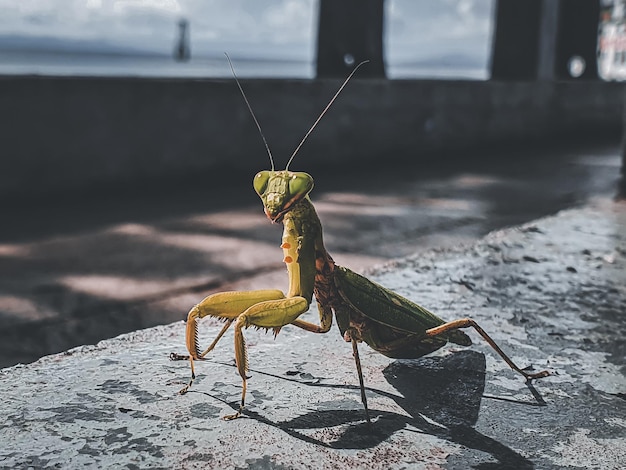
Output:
(0, 49), (487, 80)
(0, 50), (314, 78)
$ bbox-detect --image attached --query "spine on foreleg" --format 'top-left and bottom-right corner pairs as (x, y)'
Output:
(186, 305), (202, 358)
(234, 320), (249, 374)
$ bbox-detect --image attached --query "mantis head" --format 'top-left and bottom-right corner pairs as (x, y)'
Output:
(253, 170), (314, 223)
(224, 53), (367, 223)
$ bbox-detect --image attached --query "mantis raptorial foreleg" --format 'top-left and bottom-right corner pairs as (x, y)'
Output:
(171, 288), (336, 419)
(171, 290), (284, 393)
(170, 319), (234, 393)
(224, 296), (311, 419)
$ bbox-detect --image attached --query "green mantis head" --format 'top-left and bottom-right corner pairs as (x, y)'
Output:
(224, 53), (367, 223)
(254, 170), (314, 222)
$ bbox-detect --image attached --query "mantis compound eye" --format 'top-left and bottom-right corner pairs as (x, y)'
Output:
(253, 171), (271, 196)
(287, 172), (314, 198)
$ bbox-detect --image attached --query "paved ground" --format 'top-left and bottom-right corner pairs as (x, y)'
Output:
(1, 196), (624, 469)
(0, 143), (621, 369)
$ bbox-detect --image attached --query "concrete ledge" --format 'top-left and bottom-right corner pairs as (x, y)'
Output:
(1, 198), (625, 468)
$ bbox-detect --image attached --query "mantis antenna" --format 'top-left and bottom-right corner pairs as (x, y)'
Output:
(285, 60), (369, 171)
(224, 52), (275, 171)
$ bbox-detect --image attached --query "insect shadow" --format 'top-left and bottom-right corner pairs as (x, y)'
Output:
(196, 350), (543, 469)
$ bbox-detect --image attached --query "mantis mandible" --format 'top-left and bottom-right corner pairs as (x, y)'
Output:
(171, 56), (550, 422)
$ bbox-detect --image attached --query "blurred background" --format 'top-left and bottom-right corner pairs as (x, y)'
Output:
(0, 0), (624, 368)
(0, 0), (494, 78)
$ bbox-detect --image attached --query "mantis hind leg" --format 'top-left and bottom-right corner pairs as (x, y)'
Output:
(425, 319), (550, 381)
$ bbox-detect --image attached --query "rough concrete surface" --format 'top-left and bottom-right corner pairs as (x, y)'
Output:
(1, 197), (625, 469)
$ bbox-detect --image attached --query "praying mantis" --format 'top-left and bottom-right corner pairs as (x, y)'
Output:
(171, 57), (550, 423)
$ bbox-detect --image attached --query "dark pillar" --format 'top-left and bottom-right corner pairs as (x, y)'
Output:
(491, 0), (600, 81)
(316, 0), (385, 78)
(490, 0), (543, 80)
(553, 0), (600, 79)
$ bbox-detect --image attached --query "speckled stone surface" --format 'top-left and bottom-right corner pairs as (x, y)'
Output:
(1, 198), (625, 469)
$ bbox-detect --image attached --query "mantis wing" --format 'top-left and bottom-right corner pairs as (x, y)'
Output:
(334, 266), (471, 347)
